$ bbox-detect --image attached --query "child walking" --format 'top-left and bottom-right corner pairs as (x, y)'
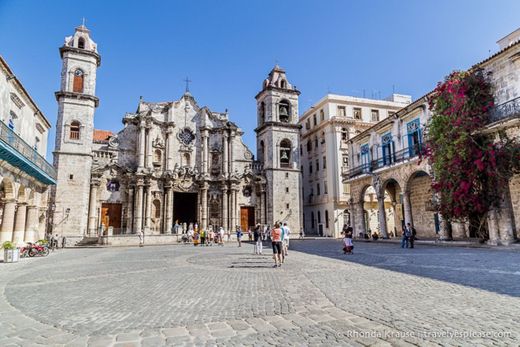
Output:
(343, 232), (353, 255)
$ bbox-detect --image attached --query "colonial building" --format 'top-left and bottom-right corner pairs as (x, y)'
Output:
(346, 28), (520, 244)
(299, 94), (411, 237)
(0, 55), (56, 245)
(50, 26), (301, 246)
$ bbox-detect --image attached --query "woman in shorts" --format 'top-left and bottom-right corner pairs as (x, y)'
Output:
(270, 223), (283, 267)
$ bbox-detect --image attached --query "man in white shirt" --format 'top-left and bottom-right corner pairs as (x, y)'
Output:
(282, 222), (291, 256)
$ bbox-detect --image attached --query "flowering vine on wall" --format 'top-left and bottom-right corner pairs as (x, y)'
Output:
(426, 71), (520, 233)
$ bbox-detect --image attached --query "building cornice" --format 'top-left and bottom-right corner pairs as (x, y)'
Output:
(254, 122), (302, 133)
(59, 46), (101, 67)
(55, 91), (100, 108)
(255, 86), (301, 100)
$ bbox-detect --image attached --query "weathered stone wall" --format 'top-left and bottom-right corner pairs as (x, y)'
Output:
(409, 175), (436, 238)
(509, 174), (520, 235)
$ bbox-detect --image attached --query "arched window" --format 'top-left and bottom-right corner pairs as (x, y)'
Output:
(259, 102), (265, 124)
(183, 153), (191, 166)
(73, 69), (84, 93)
(70, 121), (80, 140)
(279, 139), (291, 168)
(280, 79), (287, 89)
(311, 212), (315, 229)
(314, 136), (318, 148)
(78, 37), (85, 49)
(320, 109), (324, 121)
(325, 210), (329, 228)
(318, 211), (322, 224)
(259, 140), (265, 163)
(154, 149), (162, 166)
(278, 100), (290, 123)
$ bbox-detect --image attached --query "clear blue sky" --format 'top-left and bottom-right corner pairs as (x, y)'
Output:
(1, 0), (518, 160)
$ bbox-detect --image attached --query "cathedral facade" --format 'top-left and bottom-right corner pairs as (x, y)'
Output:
(50, 25), (301, 246)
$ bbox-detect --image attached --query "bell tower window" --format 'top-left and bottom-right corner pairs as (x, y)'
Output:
(279, 100), (290, 123)
(70, 121), (80, 140)
(73, 69), (84, 93)
(279, 139), (291, 168)
(259, 102), (265, 124)
(78, 37), (85, 49)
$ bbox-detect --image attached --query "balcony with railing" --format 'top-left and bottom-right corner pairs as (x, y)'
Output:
(488, 96), (520, 124)
(346, 144), (424, 179)
(251, 160), (264, 174)
(0, 121), (56, 185)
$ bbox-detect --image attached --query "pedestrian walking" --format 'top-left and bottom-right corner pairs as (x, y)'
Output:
(282, 222), (291, 256)
(270, 223), (283, 267)
(61, 236), (66, 248)
(343, 232), (353, 254)
(200, 229), (206, 246)
(401, 224), (411, 248)
(219, 227), (225, 246)
(236, 226), (243, 247)
(299, 228), (304, 239)
(138, 230), (144, 247)
(254, 224), (263, 255)
(409, 224), (417, 248)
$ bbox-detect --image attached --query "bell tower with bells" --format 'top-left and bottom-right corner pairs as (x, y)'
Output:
(255, 65), (302, 232)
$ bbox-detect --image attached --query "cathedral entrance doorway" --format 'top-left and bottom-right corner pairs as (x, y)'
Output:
(240, 206), (255, 232)
(173, 192), (198, 226)
(101, 203), (122, 235)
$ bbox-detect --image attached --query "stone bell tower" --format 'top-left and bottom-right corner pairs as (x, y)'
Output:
(51, 24), (100, 243)
(255, 65), (302, 231)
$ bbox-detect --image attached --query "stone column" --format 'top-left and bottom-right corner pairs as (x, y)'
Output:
(376, 194), (388, 238)
(202, 130), (209, 174)
(402, 191), (413, 227)
(487, 209), (500, 245)
(146, 128), (152, 169)
(229, 187), (236, 230)
(201, 185), (208, 229)
(356, 201), (366, 237)
(166, 126), (174, 171)
(438, 213), (452, 241)
(126, 187), (134, 233)
(229, 132), (235, 174)
(165, 186), (173, 234)
(134, 182), (144, 233)
(222, 187), (228, 231)
(261, 190), (267, 225)
(233, 188), (239, 230)
(258, 190), (263, 226)
(12, 203), (27, 245)
(144, 185), (152, 233)
(222, 133), (229, 177)
(497, 185), (517, 245)
(87, 183), (98, 236)
(24, 205), (39, 242)
(138, 122), (146, 168)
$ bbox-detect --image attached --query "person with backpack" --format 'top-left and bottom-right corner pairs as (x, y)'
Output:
(401, 223), (412, 248)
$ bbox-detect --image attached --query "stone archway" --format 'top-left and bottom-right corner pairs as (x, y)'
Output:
(405, 170), (437, 239)
(383, 178), (404, 237)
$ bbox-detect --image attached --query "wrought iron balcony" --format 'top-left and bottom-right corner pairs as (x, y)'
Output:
(488, 97), (520, 124)
(346, 144), (424, 179)
(0, 121), (56, 185)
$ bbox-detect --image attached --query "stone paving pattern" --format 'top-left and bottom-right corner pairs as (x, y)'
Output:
(0, 240), (519, 346)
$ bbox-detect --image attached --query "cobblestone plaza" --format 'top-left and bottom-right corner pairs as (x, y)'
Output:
(1, 241), (519, 346)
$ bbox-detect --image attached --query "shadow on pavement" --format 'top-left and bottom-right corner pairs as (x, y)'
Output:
(290, 239), (520, 298)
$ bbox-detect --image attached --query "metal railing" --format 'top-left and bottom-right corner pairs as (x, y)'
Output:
(488, 97), (520, 124)
(346, 144), (424, 179)
(0, 121), (56, 179)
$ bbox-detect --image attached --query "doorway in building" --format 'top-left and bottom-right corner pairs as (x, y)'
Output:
(240, 206), (255, 232)
(101, 203), (122, 235)
(173, 192), (198, 226)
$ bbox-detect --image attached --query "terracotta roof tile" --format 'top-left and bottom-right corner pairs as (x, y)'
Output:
(93, 129), (113, 143)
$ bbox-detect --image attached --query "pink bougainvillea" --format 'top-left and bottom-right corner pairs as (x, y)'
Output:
(426, 71), (520, 224)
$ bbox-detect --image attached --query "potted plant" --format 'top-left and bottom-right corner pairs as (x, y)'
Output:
(2, 241), (20, 263)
